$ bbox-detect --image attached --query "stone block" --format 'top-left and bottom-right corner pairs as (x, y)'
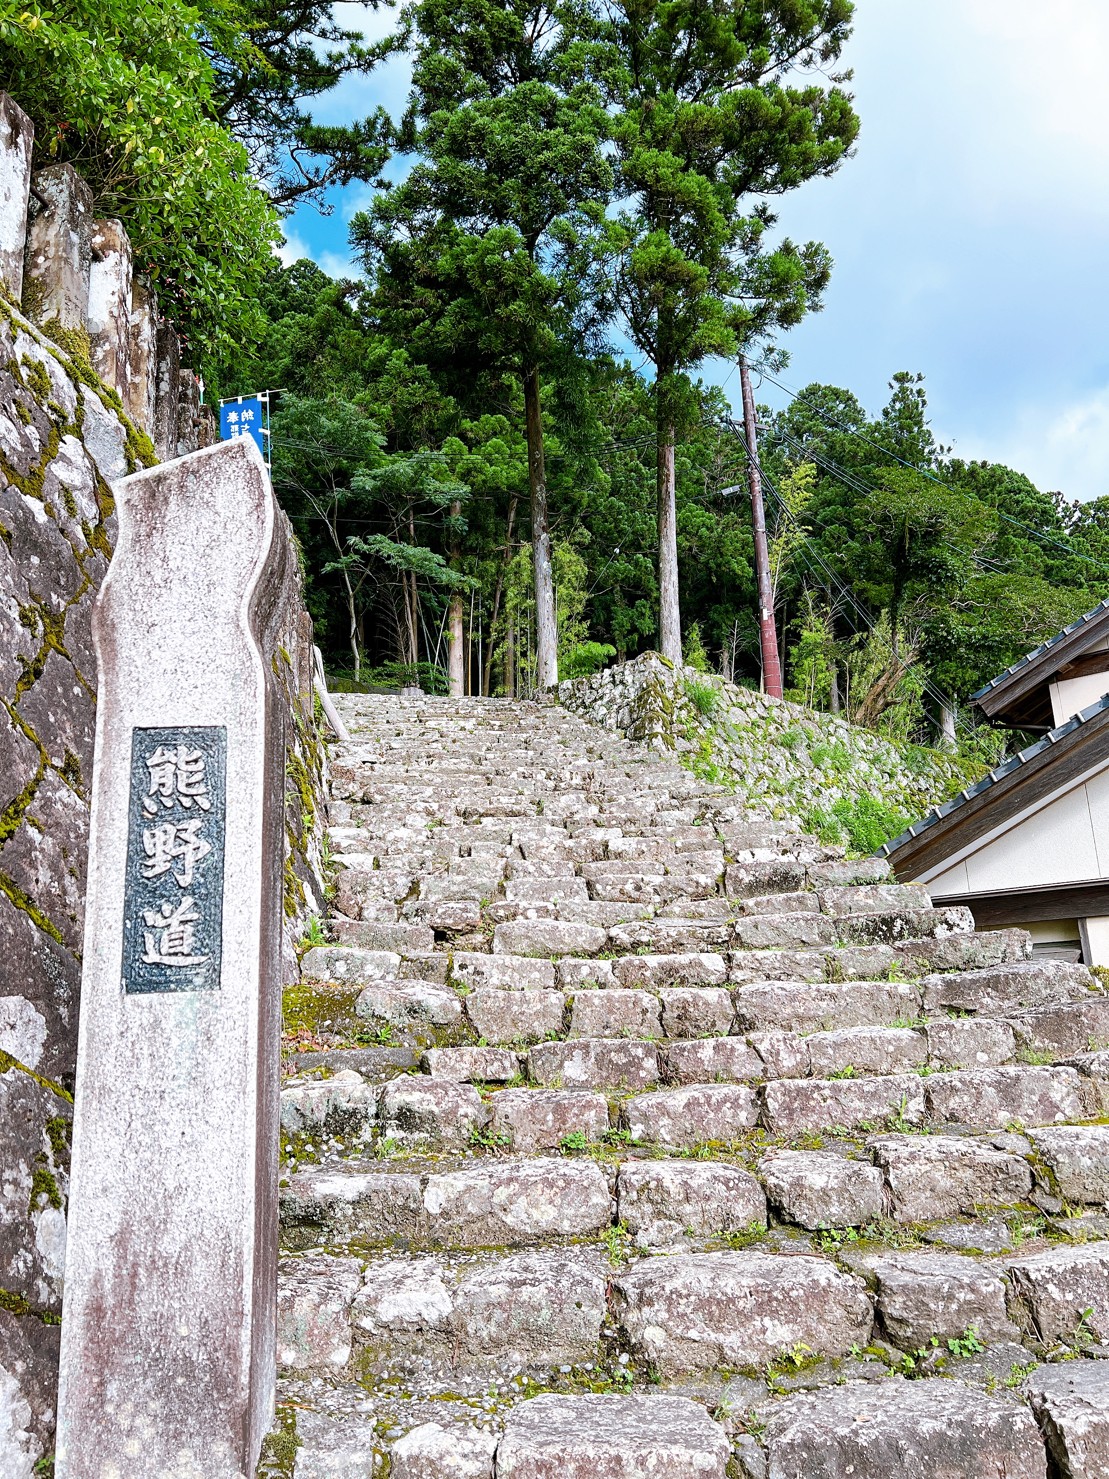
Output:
(493, 920), (606, 957)
(733, 912), (839, 950)
(293, 1414), (381, 1478)
(452, 952), (556, 990)
(1010, 1000), (1109, 1057)
(611, 919), (732, 953)
(612, 952), (729, 989)
(527, 1038), (658, 1090)
(614, 1251), (872, 1374)
(1025, 1361), (1109, 1479)
(1029, 1126), (1109, 1204)
(660, 1037), (763, 1085)
(869, 1134), (1033, 1223)
(760, 1151), (884, 1230)
(464, 989), (564, 1044)
(569, 989), (660, 1039)
(423, 1047), (521, 1082)
(379, 1077), (484, 1147)
(623, 1083), (759, 1148)
(732, 980), (919, 1034)
(352, 1256), (453, 1362)
(280, 1169), (429, 1250)
(87, 218), (132, 400)
(763, 1075), (926, 1135)
(391, 1422), (496, 1479)
(331, 919), (436, 951)
(0, 93), (33, 300)
(495, 1393), (731, 1478)
(921, 961), (1094, 1016)
(725, 860), (807, 897)
(354, 983), (462, 1031)
(1007, 1243), (1109, 1343)
(616, 1160), (766, 1246)
(749, 1030), (811, 1079)
(870, 1251), (1018, 1349)
(24, 163), (92, 329)
(557, 957), (616, 989)
(924, 1067), (1083, 1127)
(450, 1251), (606, 1365)
(488, 1088), (609, 1151)
(280, 1071), (379, 1139)
(925, 1015), (1016, 1068)
(759, 1379), (1047, 1479)
(276, 1255), (361, 1373)
(303, 946), (403, 983)
(659, 987), (734, 1038)
(806, 1026), (926, 1078)
(421, 1161), (612, 1247)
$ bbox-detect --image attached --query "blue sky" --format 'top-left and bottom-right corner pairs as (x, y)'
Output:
(280, 0), (1109, 502)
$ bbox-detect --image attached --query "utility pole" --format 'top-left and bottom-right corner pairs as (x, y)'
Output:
(740, 356), (784, 699)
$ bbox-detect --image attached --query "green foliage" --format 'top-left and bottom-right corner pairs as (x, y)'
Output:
(561, 642), (616, 679)
(685, 678), (718, 717)
(0, 2), (280, 356)
(683, 622), (711, 672)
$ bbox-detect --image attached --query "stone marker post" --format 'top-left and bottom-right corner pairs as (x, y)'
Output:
(55, 437), (287, 1478)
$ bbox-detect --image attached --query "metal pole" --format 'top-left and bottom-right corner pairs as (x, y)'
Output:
(740, 356), (784, 700)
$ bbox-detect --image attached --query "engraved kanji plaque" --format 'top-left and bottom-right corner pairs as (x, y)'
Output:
(122, 725), (227, 992)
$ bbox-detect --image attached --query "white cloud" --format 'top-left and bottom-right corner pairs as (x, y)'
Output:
(276, 229), (312, 266)
(318, 249), (364, 281)
(978, 386), (1109, 503)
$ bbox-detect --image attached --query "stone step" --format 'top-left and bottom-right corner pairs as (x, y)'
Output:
(280, 1158), (613, 1251)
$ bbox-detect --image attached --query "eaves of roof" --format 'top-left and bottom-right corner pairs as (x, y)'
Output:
(970, 596), (1109, 704)
(879, 691), (1109, 860)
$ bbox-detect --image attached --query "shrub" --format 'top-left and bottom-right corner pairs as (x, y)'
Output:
(686, 678), (718, 717)
(562, 641), (616, 679)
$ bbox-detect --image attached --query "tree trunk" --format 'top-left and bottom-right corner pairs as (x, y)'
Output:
(939, 700), (958, 751)
(484, 493), (519, 696)
(525, 364), (558, 688)
(656, 381), (682, 665)
(341, 567), (360, 682)
(504, 617), (515, 698)
(405, 507), (419, 669)
(447, 497), (464, 697)
(829, 659), (841, 715)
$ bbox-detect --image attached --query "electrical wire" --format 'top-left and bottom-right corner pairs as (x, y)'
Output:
(748, 361), (1109, 580)
(720, 416), (980, 739)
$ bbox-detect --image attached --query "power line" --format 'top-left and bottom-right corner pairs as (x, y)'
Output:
(721, 416), (979, 740)
(749, 362), (1109, 580)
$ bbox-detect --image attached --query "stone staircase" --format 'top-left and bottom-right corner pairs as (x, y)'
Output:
(267, 692), (1109, 1478)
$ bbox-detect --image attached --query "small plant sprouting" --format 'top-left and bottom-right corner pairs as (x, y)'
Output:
(828, 1064), (858, 1080)
(299, 915), (327, 949)
(468, 1126), (511, 1151)
(947, 1325), (985, 1359)
(602, 1222), (633, 1266)
(560, 1130), (589, 1155)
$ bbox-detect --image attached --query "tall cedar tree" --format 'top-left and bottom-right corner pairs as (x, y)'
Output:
(600, 0), (859, 661)
(352, 0), (612, 688)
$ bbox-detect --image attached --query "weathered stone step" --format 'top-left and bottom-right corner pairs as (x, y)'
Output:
(754, 1379), (1046, 1479)
(280, 1159), (612, 1251)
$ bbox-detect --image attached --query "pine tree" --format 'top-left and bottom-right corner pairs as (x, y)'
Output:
(352, 0), (612, 688)
(600, 0), (859, 662)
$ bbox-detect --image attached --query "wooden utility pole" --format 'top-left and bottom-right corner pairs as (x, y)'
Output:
(740, 356), (784, 699)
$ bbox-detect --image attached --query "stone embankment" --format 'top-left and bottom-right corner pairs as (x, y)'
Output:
(269, 690), (1109, 1477)
(559, 653), (978, 846)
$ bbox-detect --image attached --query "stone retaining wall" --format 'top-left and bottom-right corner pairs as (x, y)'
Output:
(0, 90), (214, 461)
(558, 653), (978, 844)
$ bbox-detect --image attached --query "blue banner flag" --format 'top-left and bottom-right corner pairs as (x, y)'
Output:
(219, 396), (265, 458)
